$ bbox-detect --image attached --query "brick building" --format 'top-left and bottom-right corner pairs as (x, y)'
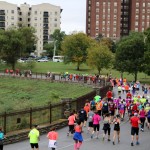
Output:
(86, 0), (150, 41)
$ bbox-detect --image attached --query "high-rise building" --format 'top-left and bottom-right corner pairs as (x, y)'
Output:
(0, 1), (62, 56)
(86, 0), (150, 41)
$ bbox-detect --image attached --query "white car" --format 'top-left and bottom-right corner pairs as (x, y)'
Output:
(37, 58), (48, 62)
(17, 59), (25, 63)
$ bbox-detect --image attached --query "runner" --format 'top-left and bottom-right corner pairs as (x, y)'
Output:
(0, 127), (4, 150)
(96, 100), (103, 116)
(84, 103), (90, 127)
(139, 106), (146, 132)
(102, 113), (111, 141)
(109, 100), (115, 121)
(67, 113), (76, 136)
(130, 113), (141, 146)
(47, 127), (58, 150)
(118, 101), (126, 121)
(28, 125), (40, 150)
(112, 114), (121, 145)
(106, 90), (113, 102)
(102, 100), (109, 118)
(78, 107), (87, 127)
(146, 107), (150, 129)
(87, 109), (94, 134)
(91, 111), (101, 139)
(73, 120), (83, 150)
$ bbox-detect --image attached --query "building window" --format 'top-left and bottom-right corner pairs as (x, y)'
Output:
(136, 3), (139, 7)
(107, 34), (109, 37)
(103, 15), (105, 19)
(135, 15), (139, 19)
(103, 9), (105, 13)
(113, 34), (116, 37)
(54, 23), (57, 27)
(11, 16), (14, 20)
(96, 2), (99, 6)
(102, 28), (105, 31)
(11, 10), (14, 14)
(136, 9), (139, 13)
(34, 17), (37, 20)
(135, 22), (138, 26)
(142, 16), (145, 20)
(55, 12), (58, 15)
(143, 3), (145, 7)
(107, 28), (110, 31)
(142, 28), (144, 31)
(34, 11), (37, 15)
(147, 22), (150, 27)
(88, 29), (90, 34)
(96, 8), (99, 13)
(114, 2), (117, 7)
(114, 15), (117, 19)
(34, 23), (37, 27)
(108, 9), (110, 14)
(102, 21), (105, 25)
(107, 21), (110, 25)
(96, 21), (99, 25)
(143, 9), (145, 13)
(96, 15), (99, 19)
(142, 22), (145, 26)
(148, 3), (150, 7)
(135, 28), (138, 32)
(103, 2), (106, 6)
(114, 9), (117, 13)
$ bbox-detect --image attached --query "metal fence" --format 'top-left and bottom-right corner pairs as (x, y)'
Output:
(0, 85), (110, 134)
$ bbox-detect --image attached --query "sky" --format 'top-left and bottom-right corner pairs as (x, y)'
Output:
(4, 0), (86, 34)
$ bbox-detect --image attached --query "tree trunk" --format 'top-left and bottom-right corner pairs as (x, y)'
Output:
(76, 62), (80, 71)
(12, 62), (15, 70)
(134, 71), (138, 82)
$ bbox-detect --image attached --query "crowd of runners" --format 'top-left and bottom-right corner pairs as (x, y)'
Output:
(67, 78), (150, 150)
(26, 78), (150, 150)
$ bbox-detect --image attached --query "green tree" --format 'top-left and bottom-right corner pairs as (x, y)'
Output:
(43, 42), (54, 57)
(115, 32), (145, 82)
(144, 28), (150, 75)
(61, 32), (93, 70)
(50, 29), (66, 54)
(0, 27), (37, 70)
(87, 43), (113, 75)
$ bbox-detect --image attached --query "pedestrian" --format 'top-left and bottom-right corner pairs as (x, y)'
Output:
(106, 90), (113, 102)
(130, 113), (141, 146)
(146, 108), (150, 129)
(67, 113), (76, 136)
(139, 106), (146, 132)
(47, 127), (58, 150)
(109, 100), (115, 121)
(118, 101), (126, 121)
(78, 107), (87, 127)
(102, 100), (109, 118)
(73, 120), (83, 150)
(102, 113), (111, 141)
(28, 125), (40, 150)
(112, 114), (121, 145)
(91, 111), (101, 139)
(84, 103), (90, 127)
(87, 109), (94, 134)
(0, 127), (4, 150)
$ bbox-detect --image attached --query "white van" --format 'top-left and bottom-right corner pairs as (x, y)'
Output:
(52, 56), (64, 62)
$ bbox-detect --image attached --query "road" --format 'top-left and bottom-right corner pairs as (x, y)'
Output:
(4, 86), (150, 150)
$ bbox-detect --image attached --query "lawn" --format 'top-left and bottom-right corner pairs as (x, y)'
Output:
(0, 77), (93, 113)
(1, 61), (150, 83)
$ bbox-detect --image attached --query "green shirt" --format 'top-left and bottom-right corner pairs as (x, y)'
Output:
(28, 128), (39, 143)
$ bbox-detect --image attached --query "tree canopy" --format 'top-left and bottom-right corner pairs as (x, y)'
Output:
(87, 43), (113, 75)
(0, 27), (37, 69)
(61, 32), (93, 70)
(115, 32), (145, 81)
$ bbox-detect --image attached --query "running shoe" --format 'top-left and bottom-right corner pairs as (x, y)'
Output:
(113, 141), (115, 145)
(108, 139), (111, 141)
(136, 141), (140, 145)
(131, 142), (134, 146)
(91, 135), (93, 139)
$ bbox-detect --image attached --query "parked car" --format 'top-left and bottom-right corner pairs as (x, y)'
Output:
(37, 58), (48, 62)
(17, 59), (25, 63)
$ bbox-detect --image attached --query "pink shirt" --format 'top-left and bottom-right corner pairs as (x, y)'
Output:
(139, 110), (146, 118)
(47, 131), (58, 140)
(92, 114), (101, 125)
(68, 115), (75, 125)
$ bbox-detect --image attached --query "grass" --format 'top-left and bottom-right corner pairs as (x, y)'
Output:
(0, 77), (93, 113)
(1, 61), (150, 83)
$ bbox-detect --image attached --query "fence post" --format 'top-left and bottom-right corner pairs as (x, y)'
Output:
(49, 103), (52, 124)
(30, 108), (32, 129)
(4, 112), (6, 134)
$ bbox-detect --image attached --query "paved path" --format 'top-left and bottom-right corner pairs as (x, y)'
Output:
(4, 86), (150, 150)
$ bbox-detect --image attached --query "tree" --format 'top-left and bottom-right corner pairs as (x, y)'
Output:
(87, 43), (113, 75)
(61, 32), (93, 70)
(50, 29), (66, 54)
(144, 28), (150, 75)
(115, 32), (145, 82)
(43, 42), (54, 57)
(0, 27), (37, 70)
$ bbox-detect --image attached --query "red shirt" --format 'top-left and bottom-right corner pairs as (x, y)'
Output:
(47, 131), (58, 140)
(107, 91), (112, 98)
(126, 93), (132, 98)
(130, 116), (139, 128)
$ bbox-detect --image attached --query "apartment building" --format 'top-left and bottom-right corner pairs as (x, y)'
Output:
(86, 0), (150, 41)
(0, 1), (62, 56)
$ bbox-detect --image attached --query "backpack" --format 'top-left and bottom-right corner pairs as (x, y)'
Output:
(102, 102), (108, 111)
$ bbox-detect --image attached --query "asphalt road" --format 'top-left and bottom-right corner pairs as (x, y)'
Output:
(4, 86), (150, 150)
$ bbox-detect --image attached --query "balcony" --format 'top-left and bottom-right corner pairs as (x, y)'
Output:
(43, 30), (48, 35)
(0, 22), (5, 27)
(43, 19), (49, 23)
(43, 36), (49, 41)
(0, 11), (5, 15)
(0, 16), (5, 21)
(43, 12), (49, 17)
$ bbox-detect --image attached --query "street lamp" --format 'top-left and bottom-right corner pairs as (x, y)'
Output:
(53, 40), (57, 57)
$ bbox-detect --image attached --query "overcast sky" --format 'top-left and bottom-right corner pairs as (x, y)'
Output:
(4, 0), (86, 34)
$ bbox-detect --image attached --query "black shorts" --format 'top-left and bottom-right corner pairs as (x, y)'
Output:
(97, 110), (101, 116)
(110, 110), (115, 116)
(69, 125), (74, 133)
(30, 143), (39, 149)
(147, 117), (150, 123)
(103, 128), (111, 135)
(131, 127), (139, 136)
(79, 118), (85, 123)
(102, 110), (108, 116)
(93, 124), (100, 131)
(89, 122), (93, 127)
